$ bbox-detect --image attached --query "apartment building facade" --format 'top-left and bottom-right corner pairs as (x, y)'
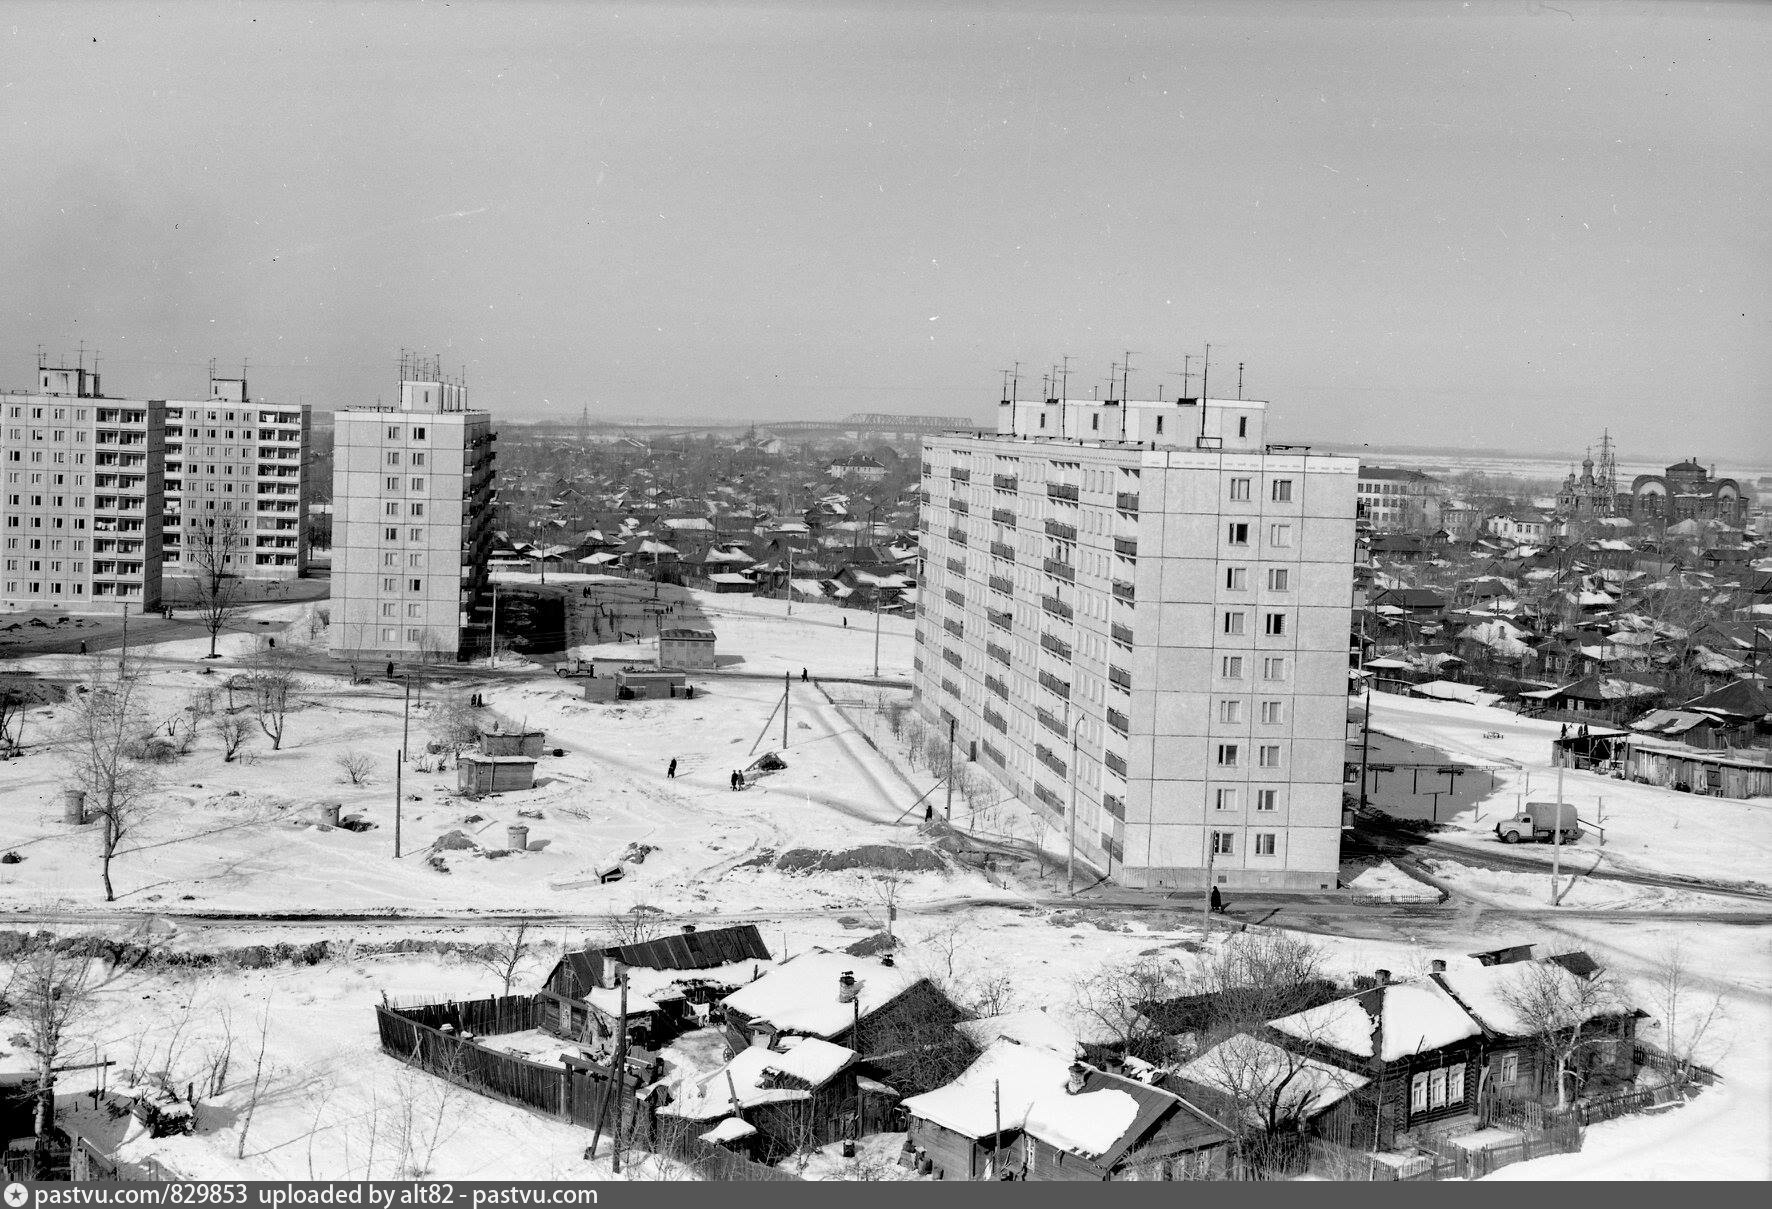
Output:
(328, 371), (495, 663)
(1356, 466), (1442, 533)
(913, 396), (1357, 892)
(1, 364), (164, 612)
(162, 377), (311, 580)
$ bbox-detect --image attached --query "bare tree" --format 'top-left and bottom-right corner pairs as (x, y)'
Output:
(425, 695), (483, 768)
(242, 639), (300, 751)
(335, 750), (376, 786)
(1181, 931), (1332, 1047)
(185, 517), (252, 659)
(600, 903), (664, 947)
(213, 713), (253, 762)
(235, 1001), (272, 1160)
(1648, 943), (1728, 1097)
(1500, 960), (1627, 1110)
(1, 688), (31, 755)
(471, 922), (534, 997)
(10, 943), (94, 1138)
(1071, 955), (1186, 1062)
(58, 651), (160, 901)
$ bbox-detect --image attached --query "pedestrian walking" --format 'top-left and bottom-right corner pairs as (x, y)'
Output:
(842, 617), (848, 628)
(667, 758), (678, 779)
(1560, 722), (1569, 739)
(386, 660), (395, 679)
(801, 667), (808, 682)
(1210, 886), (1224, 915)
(731, 770), (740, 791)
(78, 640), (87, 655)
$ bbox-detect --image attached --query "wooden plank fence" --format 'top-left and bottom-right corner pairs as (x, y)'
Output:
(652, 1118), (802, 1182)
(375, 1003), (563, 1117)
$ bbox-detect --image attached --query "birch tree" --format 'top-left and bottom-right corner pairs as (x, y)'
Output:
(1501, 960), (1627, 1110)
(9, 943), (95, 1138)
(185, 516), (252, 659)
(58, 651), (160, 901)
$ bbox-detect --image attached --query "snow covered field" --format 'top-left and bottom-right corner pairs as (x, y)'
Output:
(1, 586), (1767, 1180)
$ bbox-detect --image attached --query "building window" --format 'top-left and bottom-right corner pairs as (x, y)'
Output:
(412, 452), (425, 466)
(381, 603), (396, 617)
(406, 628), (423, 643)
(407, 604), (422, 617)
(1254, 832), (1276, 856)
(386, 476), (401, 490)
(387, 426), (402, 439)
(1271, 479), (1292, 502)
(1238, 416), (1248, 437)
(1261, 701), (1284, 724)
(1411, 1073), (1429, 1114)
(411, 477), (425, 491)
(413, 427), (426, 440)
(385, 502), (400, 517)
(382, 627), (399, 643)
(1153, 416), (1162, 435)
(1258, 744), (1281, 768)
(1225, 567), (1247, 590)
(387, 452), (401, 466)
(1215, 788), (1238, 811)
(1499, 1054), (1519, 1084)
(1262, 657), (1287, 680)
(1267, 567), (1289, 591)
(1256, 788), (1277, 812)
(385, 527), (399, 540)
(1264, 612), (1287, 636)
(410, 578), (422, 592)
(1223, 611), (1245, 636)
(1211, 831), (1234, 856)
(1269, 523), (1292, 547)
(1227, 522), (1249, 545)
(1221, 656), (1243, 679)
(1229, 478), (1251, 501)
(410, 503), (424, 517)
(1219, 699), (1243, 723)
(1216, 743), (1240, 767)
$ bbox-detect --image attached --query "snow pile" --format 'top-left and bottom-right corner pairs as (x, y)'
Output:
(1023, 1087), (1140, 1159)
(1346, 861), (1441, 902)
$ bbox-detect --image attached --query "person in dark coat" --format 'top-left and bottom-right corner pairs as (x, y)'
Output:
(801, 668), (808, 682)
(1210, 886), (1224, 914)
(667, 758), (678, 779)
(386, 660), (395, 679)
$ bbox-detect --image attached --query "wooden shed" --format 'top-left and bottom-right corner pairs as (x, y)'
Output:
(457, 753), (537, 796)
(658, 627), (717, 670)
(478, 724), (545, 758)
(609, 669), (690, 700)
(1622, 738), (1772, 799)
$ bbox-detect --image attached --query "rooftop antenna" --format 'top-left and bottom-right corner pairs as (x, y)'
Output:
(36, 343), (44, 370)
(1059, 354), (1073, 402)
(999, 368), (1013, 404)
(1200, 343), (1211, 438)
(77, 340), (85, 372)
(1167, 359), (1199, 400)
(1010, 360), (1021, 402)
(1106, 360), (1119, 403)
(1121, 350), (1138, 403)
(1237, 362), (1244, 400)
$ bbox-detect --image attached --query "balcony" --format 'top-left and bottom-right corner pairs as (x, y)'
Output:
(1035, 745), (1068, 777)
(1114, 536), (1138, 557)
(918, 490), (930, 507)
(946, 527), (968, 546)
(1103, 834), (1124, 863)
(1107, 707), (1130, 736)
(989, 541), (1015, 561)
(950, 499), (970, 515)
(1037, 707), (1067, 737)
(1042, 557), (1074, 582)
(1038, 670), (1070, 699)
(1112, 580), (1136, 603)
(985, 642), (1011, 665)
(1040, 632), (1072, 661)
(987, 609), (1012, 631)
(1044, 519), (1077, 541)
(985, 674), (1008, 699)
(993, 473), (1018, 491)
(1041, 594), (1073, 620)
(1033, 783), (1065, 813)
(945, 587), (965, 606)
(941, 678), (962, 699)
(1111, 622), (1135, 647)
(920, 461), (935, 478)
(988, 574), (1012, 596)
(1103, 793), (1126, 821)
(942, 647), (963, 669)
(991, 508), (1016, 526)
(946, 557), (967, 575)
(1105, 750), (1128, 778)
(1046, 482), (1079, 502)
(950, 467), (971, 483)
(983, 708), (1008, 735)
(1108, 665), (1132, 691)
(1116, 492), (1140, 513)
(943, 618), (964, 639)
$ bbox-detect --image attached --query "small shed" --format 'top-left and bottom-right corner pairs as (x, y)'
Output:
(610, 669), (690, 700)
(478, 723), (546, 758)
(457, 753), (538, 796)
(659, 627), (717, 670)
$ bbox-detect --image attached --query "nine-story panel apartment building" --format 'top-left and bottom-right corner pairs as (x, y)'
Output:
(1, 364), (165, 612)
(913, 395), (1357, 891)
(328, 364), (495, 663)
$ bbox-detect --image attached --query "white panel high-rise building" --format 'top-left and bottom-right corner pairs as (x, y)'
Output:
(328, 359), (495, 663)
(1, 362), (164, 613)
(913, 394), (1357, 891)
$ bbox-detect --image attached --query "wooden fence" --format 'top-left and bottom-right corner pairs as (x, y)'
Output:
(375, 1001), (564, 1117)
(651, 1118), (802, 1182)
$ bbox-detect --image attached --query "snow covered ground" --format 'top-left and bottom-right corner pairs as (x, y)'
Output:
(1364, 691), (1772, 894)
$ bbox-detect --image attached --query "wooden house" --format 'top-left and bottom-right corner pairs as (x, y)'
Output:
(1622, 736), (1772, 798)
(477, 724), (545, 758)
(456, 753), (536, 796)
(542, 924), (771, 1041)
(660, 1037), (860, 1160)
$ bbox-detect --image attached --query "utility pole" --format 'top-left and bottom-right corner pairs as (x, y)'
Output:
(945, 717), (956, 819)
(1201, 844), (1216, 934)
(786, 543), (794, 616)
(1066, 717), (1079, 895)
(489, 580), (499, 669)
(1358, 677), (1373, 812)
(872, 594), (882, 679)
(611, 964), (629, 1174)
(394, 749), (403, 858)
(119, 602), (129, 672)
(1551, 761), (1564, 905)
(402, 676), (412, 764)
(782, 671), (790, 749)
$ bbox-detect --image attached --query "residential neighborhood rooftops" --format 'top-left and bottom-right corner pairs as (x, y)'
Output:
(1269, 978), (1482, 1063)
(720, 949), (920, 1038)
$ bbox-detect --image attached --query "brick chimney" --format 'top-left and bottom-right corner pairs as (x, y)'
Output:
(838, 971), (859, 1004)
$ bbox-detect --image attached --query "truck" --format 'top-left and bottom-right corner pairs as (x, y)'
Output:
(1495, 801), (1582, 845)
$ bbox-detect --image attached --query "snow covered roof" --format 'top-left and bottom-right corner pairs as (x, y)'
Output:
(1270, 979), (1482, 1063)
(583, 985), (662, 1017)
(902, 1038), (1076, 1139)
(956, 1009), (1082, 1059)
(668, 1041), (855, 1120)
(1408, 680), (1498, 705)
(707, 572), (754, 585)
(700, 1117), (757, 1144)
(1023, 1087), (1142, 1160)
(1176, 1033), (1369, 1124)
(720, 950), (920, 1039)
(1433, 960), (1608, 1039)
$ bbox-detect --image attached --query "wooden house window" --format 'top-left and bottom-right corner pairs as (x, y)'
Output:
(1499, 1053), (1519, 1084)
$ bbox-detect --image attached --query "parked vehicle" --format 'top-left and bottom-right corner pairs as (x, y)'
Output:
(554, 658), (596, 678)
(1496, 801), (1582, 844)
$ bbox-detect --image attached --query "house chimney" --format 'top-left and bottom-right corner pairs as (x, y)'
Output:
(1374, 968), (1392, 985)
(1066, 1063), (1087, 1095)
(1430, 959), (1447, 974)
(880, 954), (895, 968)
(682, 923), (697, 934)
(838, 971), (859, 1004)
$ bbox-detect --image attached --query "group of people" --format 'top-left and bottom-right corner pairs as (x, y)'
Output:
(666, 757), (747, 791)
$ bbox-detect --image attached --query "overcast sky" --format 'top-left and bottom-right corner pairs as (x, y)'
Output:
(1, 1), (1766, 459)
